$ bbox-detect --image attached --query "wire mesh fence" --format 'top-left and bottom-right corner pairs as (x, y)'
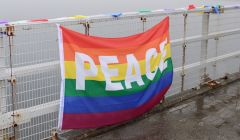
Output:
(0, 6), (240, 140)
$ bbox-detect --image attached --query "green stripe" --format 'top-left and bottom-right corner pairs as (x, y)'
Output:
(65, 58), (173, 96)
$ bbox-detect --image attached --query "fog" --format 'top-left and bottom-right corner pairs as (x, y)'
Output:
(1, 0), (239, 21)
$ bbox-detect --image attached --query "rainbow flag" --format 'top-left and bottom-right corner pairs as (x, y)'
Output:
(58, 17), (173, 129)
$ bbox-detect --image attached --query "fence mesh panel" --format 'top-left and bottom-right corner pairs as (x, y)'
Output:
(0, 7), (240, 140)
(209, 9), (240, 33)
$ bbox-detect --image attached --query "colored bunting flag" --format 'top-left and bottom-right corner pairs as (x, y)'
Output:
(57, 17), (173, 129)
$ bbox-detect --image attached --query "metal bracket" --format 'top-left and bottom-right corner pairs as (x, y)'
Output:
(51, 129), (58, 140)
(6, 25), (15, 36)
(140, 17), (147, 32)
(203, 79), (221, 88)
(11, 113), (20, 117)
(84, 22), (90, 28)
(201, 75), (221, 88)
(83, 22), (90, 35)
(12, 121), (18, 128)
(140, 17), (147, 22)
(214, 37), (219, 41)
(182, 13), (188, 17)
(8, 77), (16, 85)
(181, 71), (186, 77)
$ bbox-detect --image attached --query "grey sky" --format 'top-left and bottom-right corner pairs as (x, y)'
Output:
(1, 0), (239, 21)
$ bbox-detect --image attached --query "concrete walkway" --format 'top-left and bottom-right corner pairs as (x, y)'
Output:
(89, 80), (240, 140)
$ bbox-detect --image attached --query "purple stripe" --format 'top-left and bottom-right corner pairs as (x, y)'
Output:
(62, 85), (170, 129)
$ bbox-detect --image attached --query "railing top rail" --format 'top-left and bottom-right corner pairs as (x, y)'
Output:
(0, 4), (240, 28)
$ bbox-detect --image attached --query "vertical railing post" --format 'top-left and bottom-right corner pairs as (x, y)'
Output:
(141, 17), (147, 32)
(181, 13), (187, 92)
(200, 12), (210, 85)
(84, 21), (90, 36)
(6, 25), (18, 140)
(213, 37), (219, 79)
(213, 14), (220, 80)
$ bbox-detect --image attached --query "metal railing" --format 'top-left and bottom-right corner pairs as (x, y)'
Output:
(1, 5), (240, 140)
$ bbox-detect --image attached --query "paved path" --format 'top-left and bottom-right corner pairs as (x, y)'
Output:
(89, 80), (240, 140)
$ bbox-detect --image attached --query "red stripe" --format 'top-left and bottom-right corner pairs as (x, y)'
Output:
(61, 17), (169, 49)
(61, 85), (170, 129)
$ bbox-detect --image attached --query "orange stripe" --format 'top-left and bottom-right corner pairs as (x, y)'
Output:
(64, 33), (169, 64)
(61, 17), (169, 50)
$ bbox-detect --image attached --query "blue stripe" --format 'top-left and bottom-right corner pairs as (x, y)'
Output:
(64, 71), (173, 113)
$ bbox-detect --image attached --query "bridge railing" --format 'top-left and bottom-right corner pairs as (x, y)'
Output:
(0, 5), (240, 140)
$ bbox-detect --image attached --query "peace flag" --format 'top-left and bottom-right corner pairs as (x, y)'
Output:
(57, 17), (173, 129)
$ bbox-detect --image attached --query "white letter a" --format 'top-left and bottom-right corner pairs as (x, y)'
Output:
(125, 54), (144, 89)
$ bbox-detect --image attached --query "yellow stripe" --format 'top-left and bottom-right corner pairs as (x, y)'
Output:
(65, 44), (171, 81)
